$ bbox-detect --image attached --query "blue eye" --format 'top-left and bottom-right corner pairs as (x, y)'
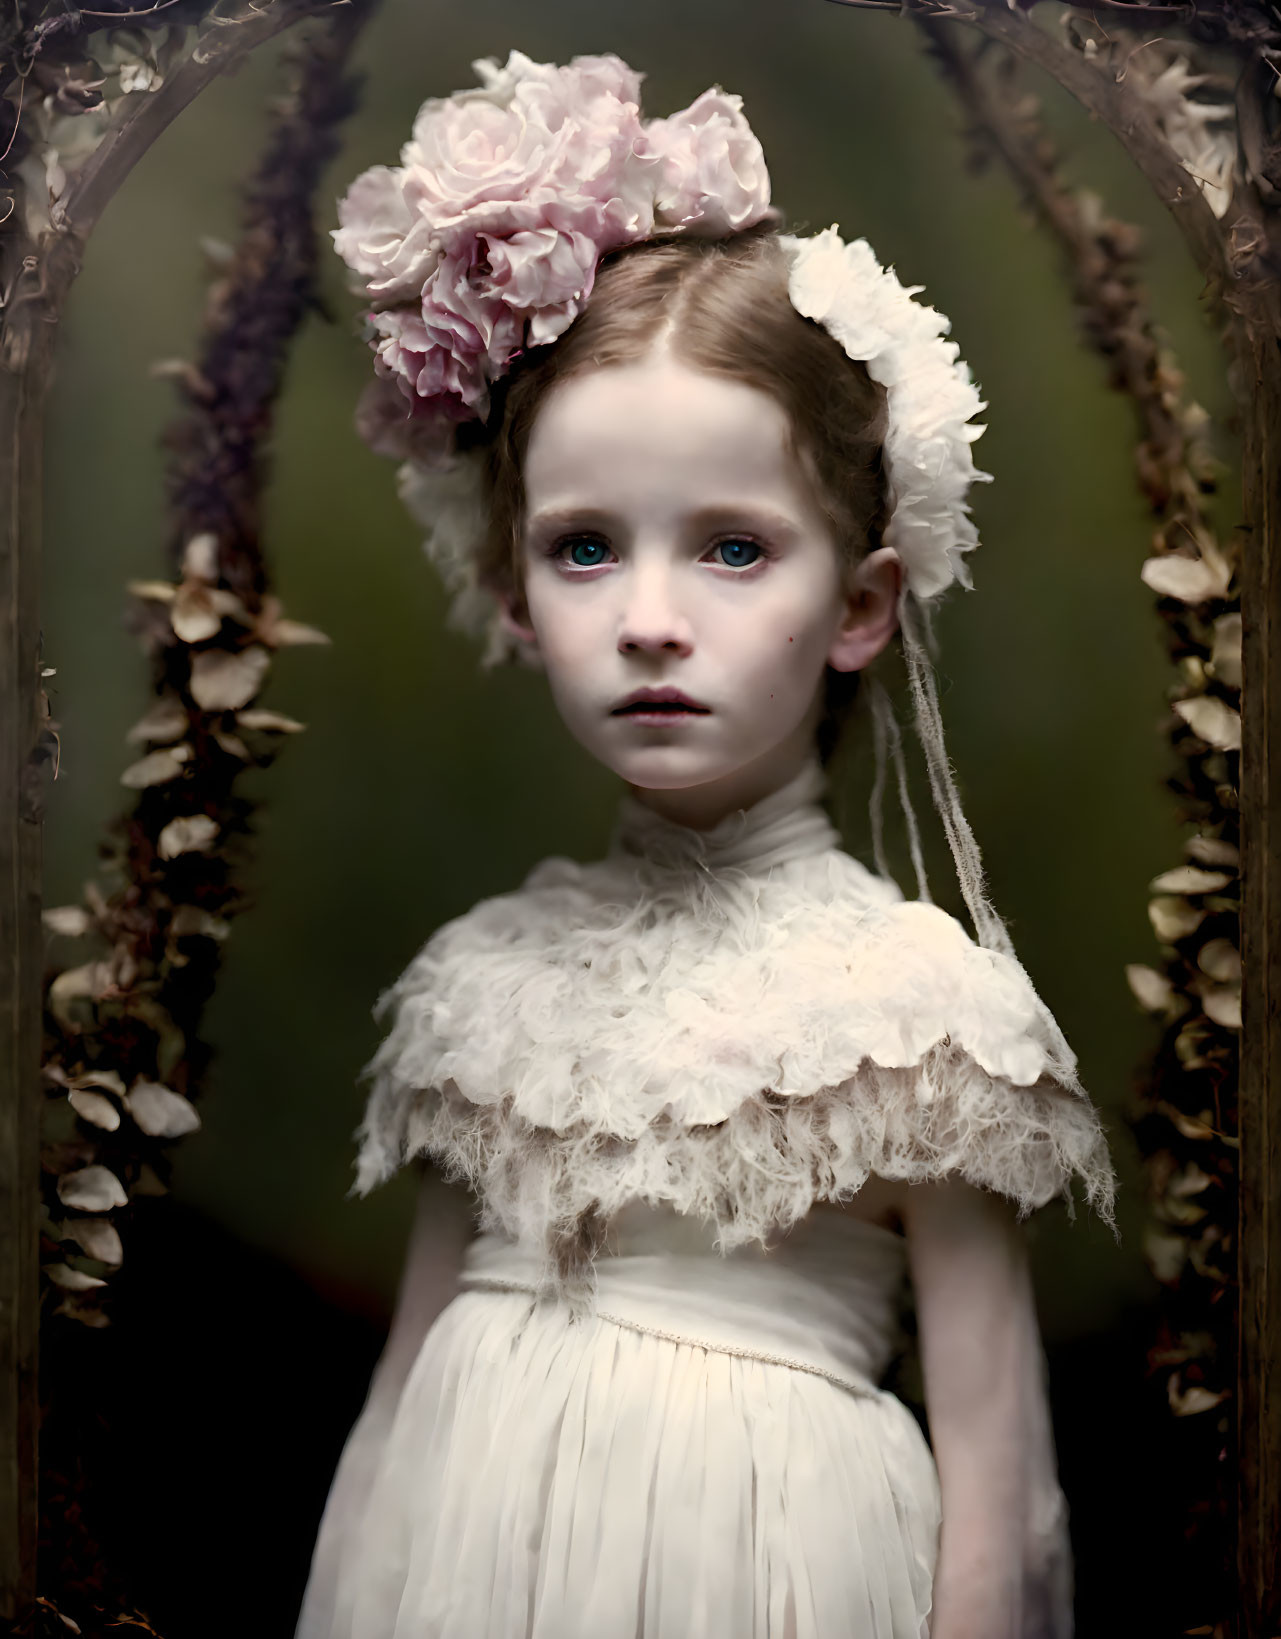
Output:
(713, 538), (763, 570)
(558, 537), (610, 568)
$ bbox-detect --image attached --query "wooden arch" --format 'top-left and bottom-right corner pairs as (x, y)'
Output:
(1, 1), (1275, 1633)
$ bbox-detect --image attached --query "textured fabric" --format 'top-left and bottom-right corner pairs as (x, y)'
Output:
(352, 758), (1117, 1296)
(294, 1205), (942, 1639)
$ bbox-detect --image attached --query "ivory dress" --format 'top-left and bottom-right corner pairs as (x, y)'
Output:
(296, 758), (1117, 1639)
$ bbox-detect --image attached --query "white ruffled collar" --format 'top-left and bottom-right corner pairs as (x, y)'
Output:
(352, 748), (1119, 1290)
(609, 756), (841, 876)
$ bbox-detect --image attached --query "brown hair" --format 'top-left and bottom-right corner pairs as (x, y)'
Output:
(464, 225), (891, 763)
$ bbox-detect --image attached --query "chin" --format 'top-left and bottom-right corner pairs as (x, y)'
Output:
(605, 744), (744, 792)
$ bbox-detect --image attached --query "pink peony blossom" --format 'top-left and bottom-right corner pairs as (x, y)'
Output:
(643, 89), (772, 236)
(330, 165), (442, 305)
(477, 227), (598, 315)
(400, 50), (654, 250)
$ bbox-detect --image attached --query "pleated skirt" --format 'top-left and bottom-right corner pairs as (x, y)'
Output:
(296, 1233), (941, 1639)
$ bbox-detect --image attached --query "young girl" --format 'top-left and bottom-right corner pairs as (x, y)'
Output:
(298, 50), (1119, 1639)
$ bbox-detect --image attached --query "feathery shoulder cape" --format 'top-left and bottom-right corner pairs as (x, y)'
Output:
(353, 760), (1118, 1286)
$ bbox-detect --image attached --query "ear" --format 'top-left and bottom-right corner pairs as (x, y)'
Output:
(827, 547), (903, 673)
(496, 586), (539, 651)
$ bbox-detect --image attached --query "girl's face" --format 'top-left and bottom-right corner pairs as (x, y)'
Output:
(503, 348), (902, 827)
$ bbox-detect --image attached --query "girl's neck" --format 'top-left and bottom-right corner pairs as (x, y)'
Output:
(612, 753), (836, 875)
(624, 734), (823, 833)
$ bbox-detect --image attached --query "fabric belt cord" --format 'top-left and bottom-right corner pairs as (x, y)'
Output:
(457, 1275), (885, 1400)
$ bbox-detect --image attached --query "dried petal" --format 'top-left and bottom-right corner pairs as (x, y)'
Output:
(211, 729), (251, 761)
(182, 532), (220, 581)
(1185, 835), (1239, 868)
(157, 813), (219, 859)
(72, 1068), (127, 1097)
(1167, 1375), (1229, 1417)
(57, 1164), (128, 1212)
(1165, 1103), (1219, 1140)
(1149, 864), (1232, 894)
(1169, 1162), (1214, 1198)
(64, 1216), (123, 1265)
(126, 578), (177, 603)
(236, 708), (306, 733)
(1197, 938), (1241, 982)
(209, 588), (251, 622)
(1163, 1194), (1208, 1226)
(1125, 963), (1174, 1012)
(170, 585), (223, 644)
(48, 961), (115, 1023)
(1174, 1026), (1211, 1070)
(1173, 695), (1241, 751)
(1208, 612), (1241, 688)
(125, 696), (188, 745)
(120, 745), (191, 788)
(1140, 553), (1231, 603)
(189, 645), (270, 711)
(269, 619), (331, 646)
(67, 1089), (120, 1131)
(43, 1262), (108, 1292)
(124, 1081), (201, 1138)
(168, 905), (230, 941)
(1149, 896), (1206, 942)
(42, 905), (92, 936)
(1201, 984), (1242, 1029)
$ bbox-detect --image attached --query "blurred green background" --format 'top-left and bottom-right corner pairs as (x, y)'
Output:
(41, 2), (1231, 1613)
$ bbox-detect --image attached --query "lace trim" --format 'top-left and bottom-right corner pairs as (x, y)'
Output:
(351, 800), (1119, 1296)
(356, 1039), (1118, 1302)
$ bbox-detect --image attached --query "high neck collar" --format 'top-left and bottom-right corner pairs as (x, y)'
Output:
(609, 757), (840, 875)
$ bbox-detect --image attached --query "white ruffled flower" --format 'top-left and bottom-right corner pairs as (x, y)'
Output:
(783, 226), (992, 602)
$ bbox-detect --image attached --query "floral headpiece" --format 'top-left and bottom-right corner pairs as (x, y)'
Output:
(331, 50), (993, 663)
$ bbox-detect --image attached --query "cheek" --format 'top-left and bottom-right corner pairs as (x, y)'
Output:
(525, 577), (608, 673)
(716, 585), (840, 686)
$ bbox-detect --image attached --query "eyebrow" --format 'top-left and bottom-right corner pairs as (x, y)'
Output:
(523, 503), (805, 540)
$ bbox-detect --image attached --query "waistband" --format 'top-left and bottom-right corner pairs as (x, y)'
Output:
(457, 1232), (901, 1400)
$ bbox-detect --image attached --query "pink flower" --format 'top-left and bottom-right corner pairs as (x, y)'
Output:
(478, 227), (597, 316)
(330, 165), (442, 304)
(642, 89), (772, 236)
(401, 50), (654, 250)
(369, 244), (525, 418)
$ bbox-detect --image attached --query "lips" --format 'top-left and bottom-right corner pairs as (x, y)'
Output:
(611, 687), (711, 716)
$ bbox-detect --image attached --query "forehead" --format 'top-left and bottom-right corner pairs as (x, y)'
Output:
(522, 355), (820, 518)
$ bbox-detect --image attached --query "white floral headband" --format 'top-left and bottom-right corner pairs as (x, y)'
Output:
(331, 50), (993, 661)
(332, 50), (1034, 973)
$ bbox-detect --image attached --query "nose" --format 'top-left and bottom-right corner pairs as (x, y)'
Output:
(617, 563), (694, 657)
